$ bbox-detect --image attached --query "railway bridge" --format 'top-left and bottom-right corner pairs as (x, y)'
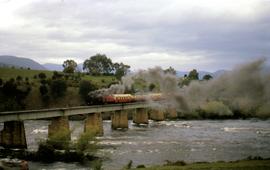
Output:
(0, 102), (177, 149)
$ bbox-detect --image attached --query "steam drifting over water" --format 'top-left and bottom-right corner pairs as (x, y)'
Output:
(98, 59), (270, 118)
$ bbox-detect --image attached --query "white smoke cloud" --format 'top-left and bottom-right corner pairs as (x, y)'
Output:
(110, 58), (270, 118)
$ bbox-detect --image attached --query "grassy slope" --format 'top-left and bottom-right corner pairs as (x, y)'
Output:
(132, 160), (270, 170)
(0, 67), (116, 87)
(0, 67), (117, 110)
(0, 67), (53, 81)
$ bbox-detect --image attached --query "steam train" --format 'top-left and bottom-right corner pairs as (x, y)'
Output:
(86, 92), (163, 105)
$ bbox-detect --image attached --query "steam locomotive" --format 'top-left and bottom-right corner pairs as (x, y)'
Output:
(86, 92), (163, 105)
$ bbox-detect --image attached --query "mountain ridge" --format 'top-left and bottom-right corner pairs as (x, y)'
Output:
(0, 55), (46, 70)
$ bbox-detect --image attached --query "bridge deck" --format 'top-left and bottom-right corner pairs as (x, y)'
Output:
(0, 102), (150, 122)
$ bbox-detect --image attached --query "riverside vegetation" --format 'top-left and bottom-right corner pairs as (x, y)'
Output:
(1, 58), (270, 120)
(0, 67), (117, 111)
(129, 158), (270, 170)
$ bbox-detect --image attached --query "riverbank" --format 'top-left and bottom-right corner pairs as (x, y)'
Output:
(131, 159), (270, 170)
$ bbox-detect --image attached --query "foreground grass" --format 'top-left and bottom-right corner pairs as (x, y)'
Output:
(131, 160), (270, 170)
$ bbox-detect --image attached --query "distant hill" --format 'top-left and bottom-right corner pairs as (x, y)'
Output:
(176, 70), (227, 79)
(43, 63), (63, 71)
(43, 63), (84, 71)
(0, 55), (46, 70)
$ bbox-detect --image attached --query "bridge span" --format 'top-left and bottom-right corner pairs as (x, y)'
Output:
(0, 102), (177, 149)
(0, 102), (150, 122)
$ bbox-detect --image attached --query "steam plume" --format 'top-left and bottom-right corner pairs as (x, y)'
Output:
(100, 58), (270, 117)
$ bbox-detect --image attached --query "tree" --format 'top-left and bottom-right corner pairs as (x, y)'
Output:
(1, 78), (31, 111)
(52, 71), (63, 80)
(38, 72), (47, 79)
(16, 75), (23, 82)
(188, 69), (199, 80)
(79, 80), (97, 102)
(83, 54), (114, 75)
(50, 79), (67, 98)
(149, 83), (156, 91)
(63, 59), (78, 73)
(164, 66), (176, 75)
(114, 62), (130, 80)
(203, 74), (213, 80)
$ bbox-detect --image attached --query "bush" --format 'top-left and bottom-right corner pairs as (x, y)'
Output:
(37, 141), (55, 163)
(16, 75), (23, 82)
(52, 71), (63, 80)
(79, 80), (96, 102)
(40, 85), (48, 96)
(76, 131), (96, 153)
(48, 129), (70, 150)
(50, 79), (67, 98)
(38, 72), (47, 79)
(2, 79), (17, 97)
(136, 165), (146, 168)
(200, 101), (233, 118)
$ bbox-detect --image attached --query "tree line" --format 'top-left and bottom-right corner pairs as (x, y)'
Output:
(63, 53), (130, 80)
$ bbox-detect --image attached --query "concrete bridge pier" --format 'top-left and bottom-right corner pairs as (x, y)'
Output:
(111, 110), (128, 129)
(84, 113), (103, 135)
(133, 108), (148, 124)
(166, 108), (178, 119)
(149, 109), (165, 121)
(48, 116), (71, 142)
(0, 121), (27, 149)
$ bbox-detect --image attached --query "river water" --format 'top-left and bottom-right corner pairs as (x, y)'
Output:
(1, 119), (270, 169)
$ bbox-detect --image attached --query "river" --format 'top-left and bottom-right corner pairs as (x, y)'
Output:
(1, 119), (270, 169)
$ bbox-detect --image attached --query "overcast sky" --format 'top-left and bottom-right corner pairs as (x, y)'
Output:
(0, 0), (269, 71)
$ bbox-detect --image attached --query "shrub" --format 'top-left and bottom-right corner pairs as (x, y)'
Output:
(52, 71), (63, 80)
(37, 141), (55, 163)
(76, 131), (96, 153)
(79, 80), (96, 102)
(1, 79), (31, 111)
(48, 129), (70, 150)
(16, 75), (23, 82)
(38, 72), (47, 79)
(50, 79), (67, 98)
(200, 101), (233, 118)
(2, 79), (17, 97)
(40, 79), (47, 85)
(40, 85), (48, 95)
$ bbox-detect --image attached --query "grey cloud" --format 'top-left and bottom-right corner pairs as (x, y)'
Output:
(1, 0), (269, 70)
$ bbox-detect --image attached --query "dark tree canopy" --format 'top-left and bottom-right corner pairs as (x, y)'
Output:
(203, 74), (213, 80)
(38, 72), (47, 79)
(83, 54), (114, 75)
(188, 69), (199, 80)
(63, 59), (78, 73)
(114, 62), (130, 80)
(50, 79), (67, 98)
(79, 80), (97, 102)
(164, 66), (176, 75)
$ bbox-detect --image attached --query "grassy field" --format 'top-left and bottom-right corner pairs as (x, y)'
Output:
(0, 67), (117, 110)
(0, 67), (53, 80)
(0, 67), (116, 88)
(131, 160), (270, 170)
